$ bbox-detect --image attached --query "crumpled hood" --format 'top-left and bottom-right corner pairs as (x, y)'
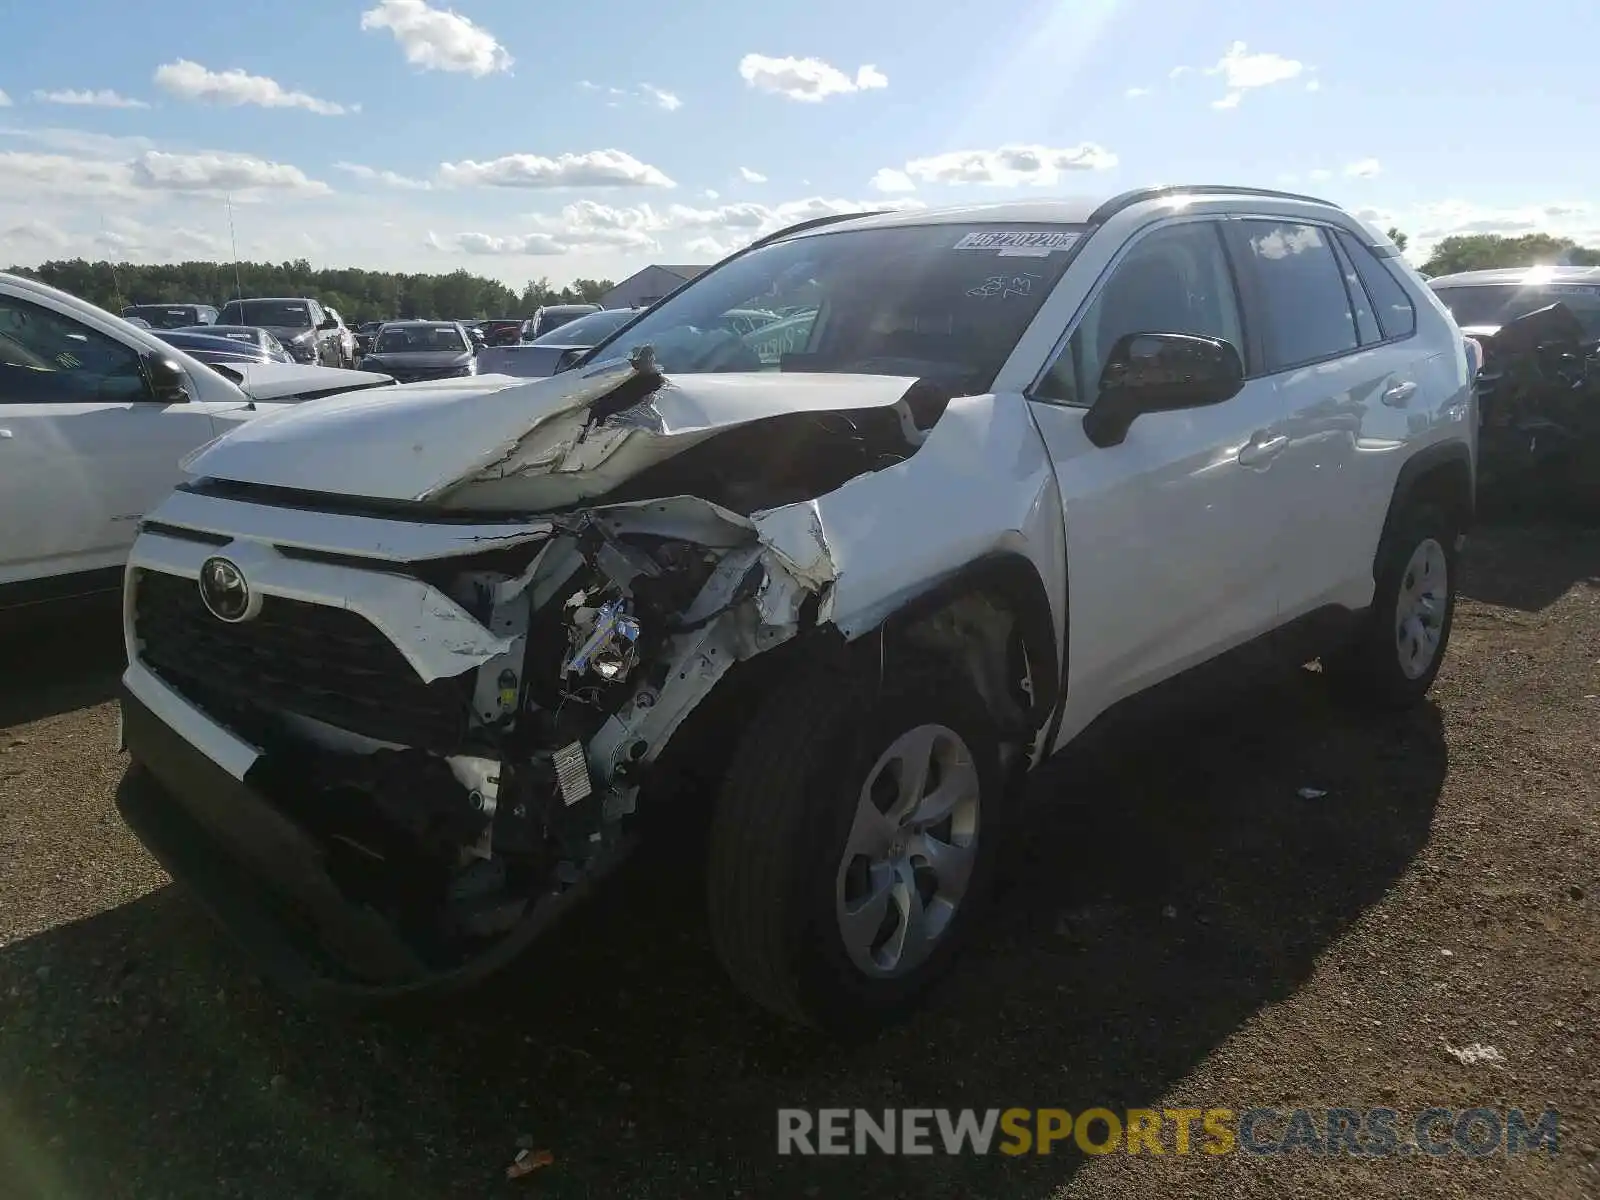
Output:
(182, 358), (923, 507)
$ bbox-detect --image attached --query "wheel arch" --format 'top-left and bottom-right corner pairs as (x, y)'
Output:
(862, 550), (1063, 740)
(1379, 440), (1475, 568)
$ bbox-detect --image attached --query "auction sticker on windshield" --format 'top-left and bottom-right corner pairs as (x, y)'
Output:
(953, 231), (1082, 257)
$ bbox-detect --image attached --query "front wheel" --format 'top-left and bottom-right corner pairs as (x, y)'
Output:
(706, 664), (1006, 1034)
(1323, 502), (1458, 708)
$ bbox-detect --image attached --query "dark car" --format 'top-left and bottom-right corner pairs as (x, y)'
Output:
(474, 307), (640, 379)
(121, 303), (219, 330)
(173, 324), (293, 362)
(479, 317), (531, 346)
(529, 303), (602, 339)
(216, 297), (345, 366)
(354, 321), (385, 357)
(356, 320), (477, 383)
(152, 329), (282, 366)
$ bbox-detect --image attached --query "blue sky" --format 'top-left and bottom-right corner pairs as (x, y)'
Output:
(3, 0), (1598, 286)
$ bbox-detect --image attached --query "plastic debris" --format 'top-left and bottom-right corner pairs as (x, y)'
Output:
(1297, 787), (1328, 799)
(1443, 1041), (1505, 1066)
(506, 1148), (555, 1179)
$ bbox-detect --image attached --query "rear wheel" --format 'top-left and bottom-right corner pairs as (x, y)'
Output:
(706, 664), (1005, 1033)
(1323, 502), (1458, 708)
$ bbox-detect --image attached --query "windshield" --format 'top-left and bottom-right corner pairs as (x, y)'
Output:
(220, 300), (314, 328)
(1433, 283), (1600, 339)
(533, 308), (596, 337)
(375, 324), (468, 353)
(585, 223), (1086, 392)
(531, 308), (634, 346)
(124, 306), (199, 330)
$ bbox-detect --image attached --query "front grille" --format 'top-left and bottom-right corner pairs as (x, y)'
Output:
(134, 570), (472, 753)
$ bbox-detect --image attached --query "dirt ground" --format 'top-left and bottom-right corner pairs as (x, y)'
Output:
(1, 524), (1596, 1200)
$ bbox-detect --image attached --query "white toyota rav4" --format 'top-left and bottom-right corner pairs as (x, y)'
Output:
(0, 272), (393, 611)
(113, 186), (1477, 1032)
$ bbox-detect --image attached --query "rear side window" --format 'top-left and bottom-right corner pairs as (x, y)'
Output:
(1335, 230), (1416, 340)
(1235, 221), (1358, 370)
(1329, 235), (1381, 345)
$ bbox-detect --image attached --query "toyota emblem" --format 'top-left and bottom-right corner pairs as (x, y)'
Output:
(198, 556), (253, 622)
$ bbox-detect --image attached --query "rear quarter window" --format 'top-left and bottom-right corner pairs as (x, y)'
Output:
(1335, 230), (1416, 340)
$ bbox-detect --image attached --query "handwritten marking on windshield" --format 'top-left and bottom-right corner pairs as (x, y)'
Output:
(967, 273), (1041, 300)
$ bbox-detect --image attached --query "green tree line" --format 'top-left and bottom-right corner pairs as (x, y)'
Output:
(1409, 232), (1600, 276)
(3, 258), (617, 324)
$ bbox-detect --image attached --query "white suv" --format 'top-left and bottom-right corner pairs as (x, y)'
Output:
(0, 273), (394, 611)
(112, 186), (1477, 1031)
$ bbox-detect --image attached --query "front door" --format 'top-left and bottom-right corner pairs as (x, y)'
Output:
(1024, 217), (1290, 745)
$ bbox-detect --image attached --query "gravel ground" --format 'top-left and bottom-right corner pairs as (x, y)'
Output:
(1, 525), (1596, 1200)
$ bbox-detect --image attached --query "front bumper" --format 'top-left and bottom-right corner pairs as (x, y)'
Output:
(116, 663), (606, 1005)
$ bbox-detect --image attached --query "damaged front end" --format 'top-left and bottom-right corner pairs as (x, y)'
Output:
(1470, 301), (1600, 513)
(119, 352), (970, 999)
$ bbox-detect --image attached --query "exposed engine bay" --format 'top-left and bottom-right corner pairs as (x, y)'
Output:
(1471, 301), (1600, 512)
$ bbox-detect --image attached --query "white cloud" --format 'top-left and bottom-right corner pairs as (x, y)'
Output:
(154, 60), (350, 115)
(33, 89), (149, 109)
(1168, 66), (1190, 80)
(894, 143), (1117, 187)
(703, 188), (719, 199)
(1306, 79), (1322, 92)
(0, 90), (12, 107)
(438, 150), (674, 189)
(1208, 41), (1304, 89)
(130, 151), (331, 196)
(1308, 168), (1333, 182)
(1125, 86), (1151, 98)
(359, 0), (512, 77)
(1344, 158), (1382, 179)
(868, 167), (916, 194)
(436, 194), (923, 259)
(639, 84), (682, 111)
(2, 219), (70, 249)
(1203, 42), (1304, 108)
(738, 166), (767, 183)
(335, 161), (432, 190)
(738, 53), (888, 102)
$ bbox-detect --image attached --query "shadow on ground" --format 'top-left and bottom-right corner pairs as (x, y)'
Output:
(1457, 522), (1600, 613)
(0, 596), (125, 728)
(0, 662), (1445, 1200)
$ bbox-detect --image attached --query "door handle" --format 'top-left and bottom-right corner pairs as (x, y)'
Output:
(1381, 380), (1417, 407)
(1237, 432), (1288, 467)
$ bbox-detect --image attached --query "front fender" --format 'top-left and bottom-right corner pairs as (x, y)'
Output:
(751, 391), (1067, 704)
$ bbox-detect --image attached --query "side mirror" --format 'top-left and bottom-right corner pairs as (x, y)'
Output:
(144, 354), (192, 404)
(1081, 332), (1244, 448)
(318, 315), (339, 330)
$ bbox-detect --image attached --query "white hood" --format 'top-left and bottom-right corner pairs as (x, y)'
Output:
(181, 358), (923, 508)
(229, 361), (396, 401)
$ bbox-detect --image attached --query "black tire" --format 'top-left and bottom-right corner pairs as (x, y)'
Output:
(1323, 502), (1458, 709)
(706, 662), (1006, 1034)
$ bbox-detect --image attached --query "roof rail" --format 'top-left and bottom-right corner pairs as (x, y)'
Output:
(1086, 184), (1340, 227)
(747, 209), (887, 251)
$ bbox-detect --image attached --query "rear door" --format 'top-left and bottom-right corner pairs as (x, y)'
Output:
(0, 294), (219, 593)
(1222, 218), (1427, 622)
